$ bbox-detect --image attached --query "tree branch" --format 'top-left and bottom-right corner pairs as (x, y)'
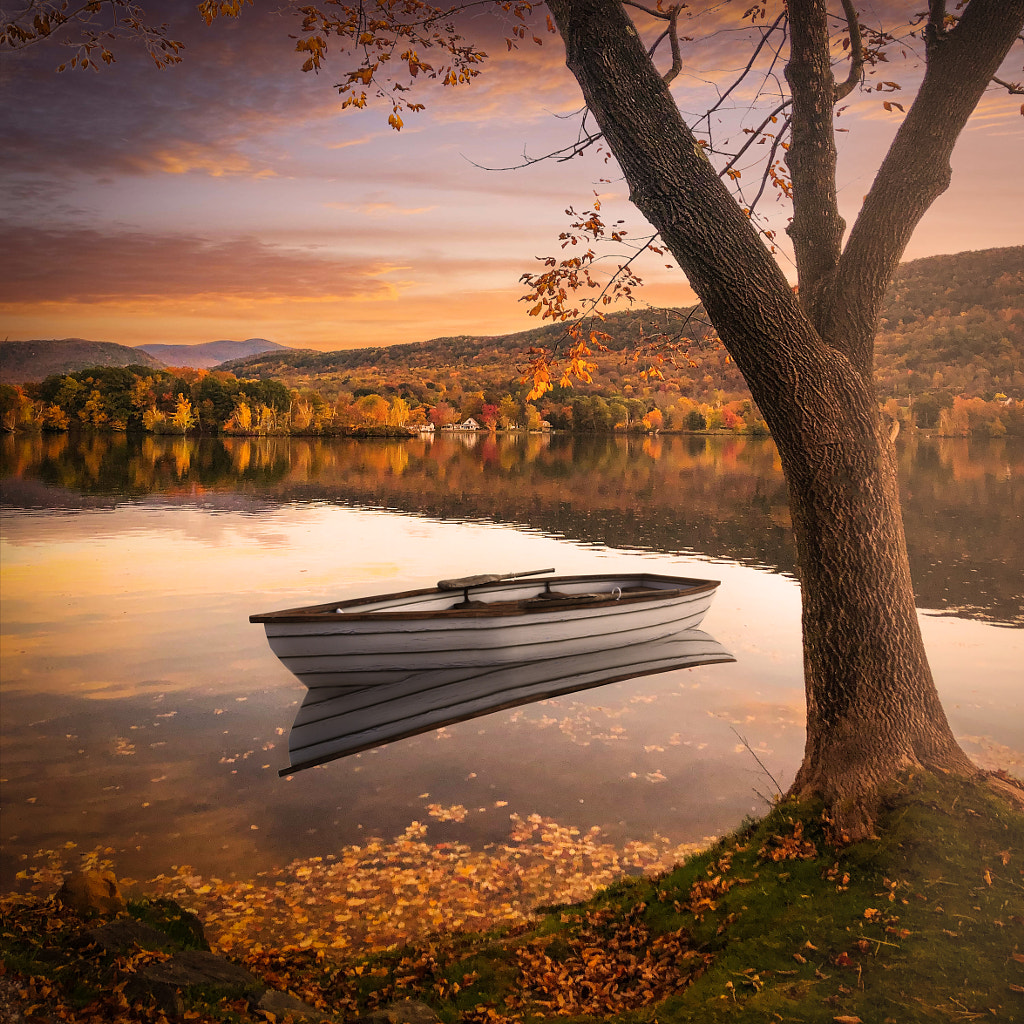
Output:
(744, 117), (791, 218)
(0, 0), (184, 69)
(833, 0), (865, 101)
(783, 0), (844, 321)
(699, 11), (788, 123)
(623, 0), (684, 84)
(621, 0), (669, 19)
(721, 99), (791, 177)
(663, 4), (683, 85)
(468, 129), (604, 170)
(927, 0), (947, 37)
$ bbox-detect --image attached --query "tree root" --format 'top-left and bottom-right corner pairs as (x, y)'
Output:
(788, 743), (987, 843)
(790, 762), (1024, 845)
(982, 768), (1024, 811)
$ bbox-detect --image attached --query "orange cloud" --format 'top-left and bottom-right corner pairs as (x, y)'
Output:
(0, 285), (532, 351)
(127, 144), (278, 179)
(960, 90), (1024, 136)
(326, 134), (383, 150)
(324, 201), (438, 216)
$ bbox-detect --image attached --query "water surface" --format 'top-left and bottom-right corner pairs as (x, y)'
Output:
(1, 432), (1020, 889)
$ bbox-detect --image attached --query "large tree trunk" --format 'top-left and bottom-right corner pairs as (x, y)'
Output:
(771, 352), (976, 836)
(543, 0), (1024, 834)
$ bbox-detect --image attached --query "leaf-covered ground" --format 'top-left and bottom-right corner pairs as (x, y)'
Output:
(2, 770), (1022, 1023)
(15, 814), (712, 959)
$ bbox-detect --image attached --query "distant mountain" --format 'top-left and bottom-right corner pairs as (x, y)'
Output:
(0, 338), (165, 384)
(0, 337), (290, 383)
(136, 338), (288, 369)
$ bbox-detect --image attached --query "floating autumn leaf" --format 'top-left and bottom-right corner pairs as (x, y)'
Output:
(425, 803), (468, 822)
(74, 814), (709, 958)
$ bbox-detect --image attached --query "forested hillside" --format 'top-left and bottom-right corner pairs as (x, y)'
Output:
(874, 246), (1023, 397)
(0, 339), (165, 383)
(218, 304), (743, 403)
(222, 246), (1023, 406)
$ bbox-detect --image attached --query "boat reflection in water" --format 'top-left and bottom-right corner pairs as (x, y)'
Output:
(282, 629), (734, 774)
(251, 569), (733, 773)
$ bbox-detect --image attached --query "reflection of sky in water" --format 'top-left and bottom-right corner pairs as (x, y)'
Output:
(1, 503), (1021, 888)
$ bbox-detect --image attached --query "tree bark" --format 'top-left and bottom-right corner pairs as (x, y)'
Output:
(544, 0), (1024, 834)
(784, 0), (845, 326)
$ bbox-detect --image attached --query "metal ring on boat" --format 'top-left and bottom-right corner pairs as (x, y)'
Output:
(612, 586), (622, 600)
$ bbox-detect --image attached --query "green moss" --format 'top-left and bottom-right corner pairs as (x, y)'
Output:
(564, 771), (1024, 1024)
(127, 896), (210, 951)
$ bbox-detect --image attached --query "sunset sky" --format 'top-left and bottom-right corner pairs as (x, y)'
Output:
(2, 2), (1021, 352)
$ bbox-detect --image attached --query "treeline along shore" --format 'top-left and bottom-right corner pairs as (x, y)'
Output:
(1, 360), (1022, 439)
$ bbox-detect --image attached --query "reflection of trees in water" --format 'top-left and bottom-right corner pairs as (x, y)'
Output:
(0, 432), (292, 496)
(272, 433), (1020, 624)
(898, 435), (1022, 624)
(222, 437), (294, 483)
(268, 432), (794, 577)
(1, 431), (1019, 623)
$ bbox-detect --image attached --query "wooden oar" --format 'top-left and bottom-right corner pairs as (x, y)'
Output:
(437, 567), (555, 591)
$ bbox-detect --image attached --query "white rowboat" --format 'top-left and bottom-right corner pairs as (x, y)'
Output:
(251, 570), (722, 687)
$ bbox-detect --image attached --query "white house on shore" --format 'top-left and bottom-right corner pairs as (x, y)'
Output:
(437, 417), (481, 431)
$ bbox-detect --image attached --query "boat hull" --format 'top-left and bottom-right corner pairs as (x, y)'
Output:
(252, 573), (720, 684)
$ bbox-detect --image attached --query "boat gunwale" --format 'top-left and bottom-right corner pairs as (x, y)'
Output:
(250, 573), (720, 624)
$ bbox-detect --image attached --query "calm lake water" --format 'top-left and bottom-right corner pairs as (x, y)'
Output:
(1, 431), (1021, 892)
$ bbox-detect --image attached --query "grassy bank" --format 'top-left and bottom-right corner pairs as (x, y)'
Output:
(2, 771), (1022, 1023)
